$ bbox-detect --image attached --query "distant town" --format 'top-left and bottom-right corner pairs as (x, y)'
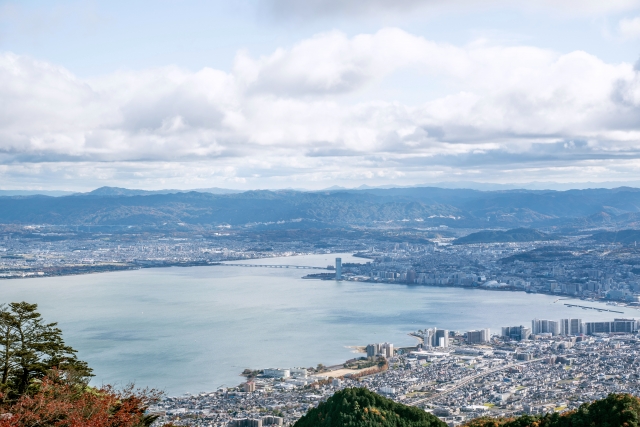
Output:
(3, 223), (640, 305)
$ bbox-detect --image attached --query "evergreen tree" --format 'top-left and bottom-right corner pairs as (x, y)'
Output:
(294, 388), (446, 427)
(0, 302), (92, 398)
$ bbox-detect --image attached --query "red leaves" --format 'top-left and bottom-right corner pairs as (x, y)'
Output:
(0, 372), (161, 427)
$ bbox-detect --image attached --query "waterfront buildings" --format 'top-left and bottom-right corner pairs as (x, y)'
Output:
(289, 368), (308, 378)
(421, 328), (450, 348)
(152, 326), (640, 427)
(366, 342), (394, 358)
(511, 317), (640, 339)
(532, 319), (560, 336)
(583, 318), (638, 334)
(560, 319), (583, 335)
(263, 369), (290, 379)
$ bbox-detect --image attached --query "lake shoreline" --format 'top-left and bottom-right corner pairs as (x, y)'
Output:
(1, 253), (637, 395)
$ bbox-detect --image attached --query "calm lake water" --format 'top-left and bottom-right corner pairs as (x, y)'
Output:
(0, 253), (636, 395)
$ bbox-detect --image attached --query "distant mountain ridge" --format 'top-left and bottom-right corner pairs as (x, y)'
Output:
(584, 229), (640, 245)
(0, 190), (76, 197)
(85, 186), (243, 196)
(2, 186), (640, 229)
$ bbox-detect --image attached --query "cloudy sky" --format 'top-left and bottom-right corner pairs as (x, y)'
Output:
(1, 0), (640, 191)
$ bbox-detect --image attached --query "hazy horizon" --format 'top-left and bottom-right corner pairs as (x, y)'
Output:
(6, 181), (640, 195)
(6, 179), (640, 196)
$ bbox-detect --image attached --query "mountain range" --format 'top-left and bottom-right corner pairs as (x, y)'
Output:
(1, 186), (640, 229)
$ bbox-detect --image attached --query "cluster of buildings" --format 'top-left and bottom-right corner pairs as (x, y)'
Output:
(148, 361), (379, 427)
(502, 317), (639, 340)
(0, 226), (364, 279)
(419, 329), (451, 348)
(148, 315), (640, 427)
(412, 328), (491, 350)
(149, 323), (640, 427)
(6, 222), (640, 311)
(366, 342), (394, 358)
(334, 238), (640, 305)
(409, 333), (640, 425)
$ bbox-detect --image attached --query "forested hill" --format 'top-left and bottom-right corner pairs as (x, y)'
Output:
(294, 389), (640, 427)
(2, 186), (640, 228)
(453, 228), (554, 244)
(463, 393), (640, 427)
(293, 388), (445, 427)
(293, 389), (640, 427)
(585, 229), (640, 245)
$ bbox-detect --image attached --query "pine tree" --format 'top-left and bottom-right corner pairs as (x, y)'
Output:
(0, 302), (92, 398)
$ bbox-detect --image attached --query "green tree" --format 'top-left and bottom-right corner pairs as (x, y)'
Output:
(461, 393), (640, 427)
(294, 388), (446, 427)
(0, 302), (92, 398)
(0, 306), (17, 387)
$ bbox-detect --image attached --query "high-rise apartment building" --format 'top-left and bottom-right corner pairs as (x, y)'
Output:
(466, 328), (490, 344)
(502, 326), (531, 341)
(584, 318), (638, 334)
(560, 318), (583, 335)
(532, 319), (560, 336)
(366, 342), (394, 358)
(433, 329), (449, 347)
(382, 342), (394, 357)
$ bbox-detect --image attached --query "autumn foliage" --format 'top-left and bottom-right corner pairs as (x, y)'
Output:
(0, 370), (160, 427)
(0, 302), (166, 427)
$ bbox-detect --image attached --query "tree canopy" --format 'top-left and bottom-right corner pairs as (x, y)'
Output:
(0, 302), (92, 399)
(293, 388), (446, 427)
(294, 389), (640, 427)
(463, 393), (640, 427)
(0, 371), (159, 427)
(0, 302), (161, 427)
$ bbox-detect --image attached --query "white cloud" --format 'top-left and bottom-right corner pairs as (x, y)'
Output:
(619, 16), (640, 39)
(0, 28), (640, 189)
(265, 0), (640, 19)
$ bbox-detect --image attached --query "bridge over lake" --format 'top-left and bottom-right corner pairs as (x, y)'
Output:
(220, 263), (328, 270)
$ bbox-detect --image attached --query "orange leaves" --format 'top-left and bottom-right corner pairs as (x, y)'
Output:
(0, 372), (161, 427)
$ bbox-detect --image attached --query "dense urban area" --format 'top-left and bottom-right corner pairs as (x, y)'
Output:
(3, 223), (640, 304)
(149, 318), (640, 427)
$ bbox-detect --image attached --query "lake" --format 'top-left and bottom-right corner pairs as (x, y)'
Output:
(0, 253), (636, 395)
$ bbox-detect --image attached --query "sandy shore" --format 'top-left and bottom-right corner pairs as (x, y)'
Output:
(314, 366), (372, 379)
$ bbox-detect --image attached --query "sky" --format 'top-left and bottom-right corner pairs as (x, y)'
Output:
(1, 0), (640, 191)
